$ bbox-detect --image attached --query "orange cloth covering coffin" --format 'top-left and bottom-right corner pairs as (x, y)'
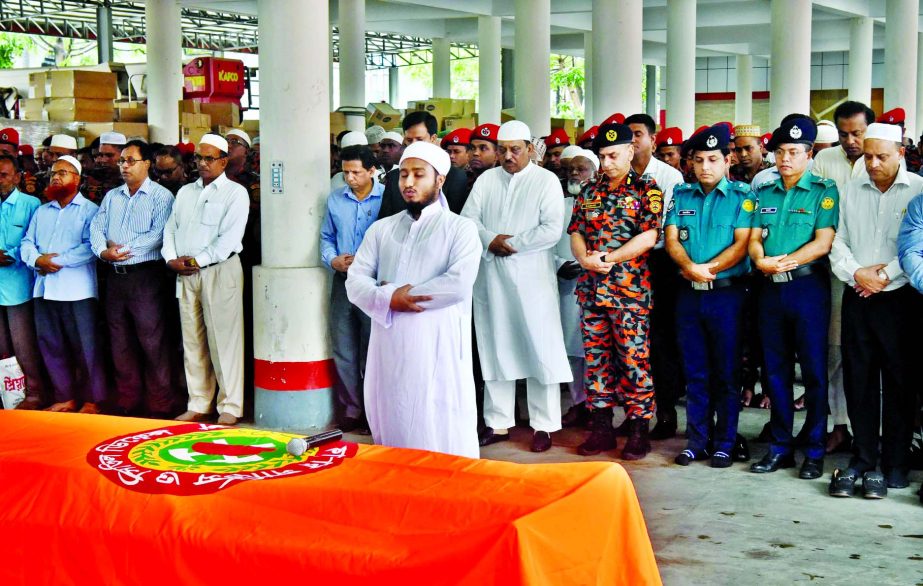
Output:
(0, 412), (661, 585)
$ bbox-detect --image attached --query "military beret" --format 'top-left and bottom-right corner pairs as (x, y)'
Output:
(684, 123), (730, 154)
(18, 144), (34, 156)
(471, 123), (500, 144)
(601, 112), (625, 126)
(761, 133), (772, 147)
(544, 128), (571, 148)
(877, 107), (905, 125)
(681, 125), (711, 157)
(716, 121), (735, 140)
(766, 117), (817, 151)
(577, 126), (599, 146)
(592, 122), (632, 151)
(0, 128), (19, 147)
(441, 128), (472, 149)
(656, 127), (683, 147)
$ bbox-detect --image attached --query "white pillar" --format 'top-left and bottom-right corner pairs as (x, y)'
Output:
(886, 0), (919, 137)
(432, 37), (451, 98)
(338, 0), (366, 131)
(848, 17), (873, 105)
(646, 65), (658, 119)
(514, 0), (551, 136)
(254, 0), (335, 430)
(388, 66), (400, 106)
(736, 54), (753, 123)
(478, 16), (502, 124)
(769, 0), (812, 126)
(584, 31), (593, 125)
(666, 0), (696, 135)
(329, 26), (336, 111)
(144, 0), (183, 144)
(659, 65), (668, 125)
(916, 33), (923, 140)
(593, 0), (642, 122)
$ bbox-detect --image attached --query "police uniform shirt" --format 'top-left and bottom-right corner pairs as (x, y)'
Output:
(753, 171), (839, 260)
(665, 177), (755, 279)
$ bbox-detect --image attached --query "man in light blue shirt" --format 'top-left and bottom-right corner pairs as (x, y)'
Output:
(91, 140), (177, 418)
(20, 155), (106, 414)
(0, 154), (45, 409)
(898, 193), (923, 293)
(319, 144), (382, 432)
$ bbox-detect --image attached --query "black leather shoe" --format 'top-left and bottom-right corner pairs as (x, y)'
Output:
(828, 468), (858, 497)
(531, 431), (552, 453)
(749, 452), (796, 473)
(710, 451), (733, 468)
(478, 428), (510, 447)
(732, 434), (751, 462)
(863, 471), (888, 499)
(674, 448), (710, 466)
(799, 457), (824, 479)
(339, 417), (361, 434)
(649, 410), (677, 440)
(886, 468), (910, 489)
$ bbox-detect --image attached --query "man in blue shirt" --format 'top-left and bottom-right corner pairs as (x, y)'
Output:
(21, 155), (105, 414)
(0, 154), (45, 409)
(320, 145), (383, 432)
(91, 140), (176, 418)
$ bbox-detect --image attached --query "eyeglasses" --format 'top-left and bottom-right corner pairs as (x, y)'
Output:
(226, 137), (247, 148)
(194, 154), (227, 165)
(50, 170), (78, 178)
(117, 158), (143, 167)
(153, 165), (179, 176)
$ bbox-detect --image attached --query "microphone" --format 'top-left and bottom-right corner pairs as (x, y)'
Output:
(286, 429), (344, 457)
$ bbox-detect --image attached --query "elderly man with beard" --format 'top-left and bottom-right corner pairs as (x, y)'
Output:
(347, 141), (482, 457)
(21, 155), (105, 414)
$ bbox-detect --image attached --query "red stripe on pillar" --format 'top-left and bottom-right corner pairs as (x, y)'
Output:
(254, 359), (336, 391)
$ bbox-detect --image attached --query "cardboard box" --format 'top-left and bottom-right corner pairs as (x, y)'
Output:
(46, 98), (114, 122)
(240, 120), (260, 135)
(29, 73), (47, 99)
(20, 98), (47, 121)
(501, 108), (516, 122)
(50, 71), (117, 99)
(115, 100), (147, 123)
(181, 112), (211, 129)
(82, 122), (149, 143)
(443, 116), (476, 132)
(414, 98), (468, 121)
(181, 126), (210, 146)
(367, 102), (402, 130)
(198, 102), (240, 128)
(179, 99), (201, 115)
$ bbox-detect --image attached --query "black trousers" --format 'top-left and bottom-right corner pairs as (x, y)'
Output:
(841, 285), (921, 473)
(34, 298), (107, 404)
(649, 248), (685, 413)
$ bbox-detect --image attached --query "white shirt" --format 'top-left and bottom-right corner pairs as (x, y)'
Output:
(640, 156), (682, 249)
(161, 173), (249, 267)
(347, 196), (482, 458)
(461, 162), (572, 385)
(812, 145), (867, 188)
(830, 167), (922, 291)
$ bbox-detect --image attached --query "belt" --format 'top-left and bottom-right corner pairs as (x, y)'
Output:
(689, 277), (741, 291)
(199, 251), (236, 270)
(767, 262), (827, 284)
(109, 260), (161, 275)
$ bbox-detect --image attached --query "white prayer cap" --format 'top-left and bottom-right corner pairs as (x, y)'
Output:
(252, 136), (260, 146)
(815, 120), (838, 144)
(381, 130), (404, 145)
(498, 120), (532, 142)
(399, 141), (450, 176)
(50, 134), (77, 150)
(340, 131), (368, 148)
(864, 122), (903, 143)
(199, 133), (229, 153)
(100, 131), (127, 146)
(226, 128), (252, 147)
(561, 145), (583, 161)
(56, 154), (82, 176)
(573, 148), (599, 171)
(365, 125), (386, 144)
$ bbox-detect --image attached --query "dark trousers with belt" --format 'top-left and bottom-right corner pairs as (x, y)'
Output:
(0, 301), (47, 402)
(106, 262), (176, 414)
(676, 283), (746, 454)
(330, 271), (371, 421)
(758, 271), (830, 459)
(649, 248), (685, 415)
(841, 285), (920, 474)
(34, 298), (107, 405)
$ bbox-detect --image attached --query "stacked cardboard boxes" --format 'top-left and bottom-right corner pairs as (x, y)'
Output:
(46, 71), (117, 122)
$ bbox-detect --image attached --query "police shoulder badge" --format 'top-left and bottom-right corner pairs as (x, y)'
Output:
(678, 227), (689, 242)
(821, 196), (835, 210)
(761, 226), (769, 239)
(742, 199), (755, 213)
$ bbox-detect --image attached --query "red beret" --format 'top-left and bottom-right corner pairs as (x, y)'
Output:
(601, 112), (625, 126)
(471, 123), (500, 143)
(441, 128), (472, 149)
(577, 125), (599, 145)
(543, 128), (571, 148)
(877, 107), (906, 124)
(761, 133), (772, 147)
(0, 128), (19, 147)
(18, 144), (33, 156)
(656, 127), (683, 147)
(176, 142), (196, 155)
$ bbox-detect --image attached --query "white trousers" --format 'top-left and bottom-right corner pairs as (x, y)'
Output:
(484, 378), (562, 433)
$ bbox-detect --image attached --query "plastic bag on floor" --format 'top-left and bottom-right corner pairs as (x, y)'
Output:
(0, 356), (26, 409)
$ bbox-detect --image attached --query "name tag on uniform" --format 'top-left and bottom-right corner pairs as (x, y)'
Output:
(678, 209), (696, 216)
(581, 198), (602, 210)
(760, 207), (777, 214)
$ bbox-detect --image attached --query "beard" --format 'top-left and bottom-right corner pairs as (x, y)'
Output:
(404, 188), (440, 218)
(566, 180), (585, 195)
(45, 183), (75, 200)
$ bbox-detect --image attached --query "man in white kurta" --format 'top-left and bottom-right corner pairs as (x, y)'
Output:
(347, 141), (482, 458)
(461, 120), (572, 453)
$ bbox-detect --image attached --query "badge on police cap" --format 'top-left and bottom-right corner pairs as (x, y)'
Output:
(0, 133), (7, 142)
(705, 135), (718, 149)
(481, 127), (490, 137)
(790, 126), (802, 140)
(762, 226), (770, 240)
(667, 138), (673, 145)
(453, 136), (460, 143)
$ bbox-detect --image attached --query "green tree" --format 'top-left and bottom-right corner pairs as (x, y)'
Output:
(0, 33), (33, 69)
(550, 54), (584, 119)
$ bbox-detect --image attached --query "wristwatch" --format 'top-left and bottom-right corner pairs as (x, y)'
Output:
(877, 268), (889, 281)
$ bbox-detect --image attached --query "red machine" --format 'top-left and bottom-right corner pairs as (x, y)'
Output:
(182, 57), (245, 106)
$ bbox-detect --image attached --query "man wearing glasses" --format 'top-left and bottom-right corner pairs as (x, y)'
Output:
(162, 134), (250, 426)
(152, 145), (189, 195)
(91, 140), (176, 418)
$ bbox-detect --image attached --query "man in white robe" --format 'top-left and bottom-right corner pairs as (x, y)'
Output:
(461, 120), (572, 453)
(347, 141), (482, 458)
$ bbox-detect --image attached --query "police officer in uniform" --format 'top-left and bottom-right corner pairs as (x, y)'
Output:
(568, 122), (662, 460)
(748, 117), (839, 479)
(665, 124), (755, 468)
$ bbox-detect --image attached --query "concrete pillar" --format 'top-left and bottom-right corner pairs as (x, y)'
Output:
(96, 2), (114, 64)
(329, 26), (336, 111)
(514, 0), (551, 136)
(885, 0), (919, 137)
(916, 33), (923, 140)
(736, 54), (753, 123)
(255, 0), (335, 430)
(848, 17), (873, 105)
(144, 0), (183, 144)
(388, 65), (400, 106)
(645, 65), (658, 120)
(501, 48), (515, 110)
(593, 0), (642, 122)
(432, 37), (451, 98)
(338, 0), (366, 131)
(769, 0), (812, 126)
(659, 65), (668, 127)
(584, 32), (593, 125)
(478, 16), (502, 124)
(666, 0), (696, 135)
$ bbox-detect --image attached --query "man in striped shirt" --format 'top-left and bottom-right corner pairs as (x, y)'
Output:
(91, 140), (176, 418)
